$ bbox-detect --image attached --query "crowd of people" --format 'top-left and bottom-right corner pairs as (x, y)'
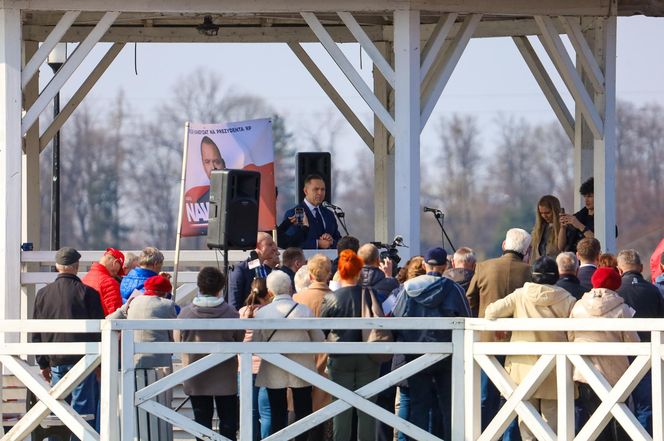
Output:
(30, 175), (664, 441)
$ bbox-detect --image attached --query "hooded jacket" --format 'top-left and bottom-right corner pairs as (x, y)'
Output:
(569, 288), (639, 386)
(392, 274), (471, 344)
(120, 267), (158, 301)
(484, 282), (576, 399)
(359, 266), (399, 303)
(175, 298), (244, 396)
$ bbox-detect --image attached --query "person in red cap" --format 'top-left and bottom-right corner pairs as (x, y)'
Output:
(569, 267), (639, 440)
(108, 274), (177, 439)
(82, 248), (125, 316)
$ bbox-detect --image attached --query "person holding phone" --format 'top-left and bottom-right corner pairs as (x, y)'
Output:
(530, 195), (563, 261)
(280, 174), (341, 249)
(559, 177), (596, 253)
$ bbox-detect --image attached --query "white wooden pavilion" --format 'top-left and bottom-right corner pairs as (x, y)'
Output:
(2, 0), (664, 326)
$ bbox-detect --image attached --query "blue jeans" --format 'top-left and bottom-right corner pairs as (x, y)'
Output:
(258, 386), (271, 438)
(632, 371), (652, 435)
(481, 358), (521, 441)
(397, 387), (410, 441)
(407, 366), (451, 441)
(51, 364), (99, 438)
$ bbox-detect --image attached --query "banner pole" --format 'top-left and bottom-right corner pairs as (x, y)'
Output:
(172, 122), (190, 303)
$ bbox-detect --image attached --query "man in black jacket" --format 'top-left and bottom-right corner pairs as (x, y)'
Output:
(228, 232), (278, 310)
(555, 252), (586, 300)
(617, 249), (664, 436)
(32, 247), (105, 431)
(576, 237), (600, 291)
(357, 243), (399, 441)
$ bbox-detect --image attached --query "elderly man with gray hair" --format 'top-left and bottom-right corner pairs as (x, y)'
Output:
(120, 246), (166, 302)
(253, 271), (324, 441)
(616, 249), (664, 436)
(443, 246), (476, 292)
(466, 228), (532, 438)
(555, 252), (586, 300)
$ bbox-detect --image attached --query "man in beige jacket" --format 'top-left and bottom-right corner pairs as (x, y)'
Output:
(466, 228), (533, 436)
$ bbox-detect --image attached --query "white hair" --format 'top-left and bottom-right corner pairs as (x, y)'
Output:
(453, 247), (476, 265)
(294, 264), (312, 293)
(504, 228), (532, 255)
(556, 252), (578, 274)
(267, 270), (293, 296)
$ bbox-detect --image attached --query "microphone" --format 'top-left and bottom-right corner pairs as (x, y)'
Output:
(322, 201), (343, 211)
(423, 206), (442, 214)
(248, 250), (261, 270)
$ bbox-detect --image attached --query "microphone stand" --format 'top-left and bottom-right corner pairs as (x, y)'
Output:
(331, 207), (350, 236)
(428, 211), (456, 252)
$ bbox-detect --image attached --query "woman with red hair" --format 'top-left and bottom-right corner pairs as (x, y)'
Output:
(320, 250), (379, 441)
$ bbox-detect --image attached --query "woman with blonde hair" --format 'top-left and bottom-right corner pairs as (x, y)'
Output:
(531, 195), (563, 261)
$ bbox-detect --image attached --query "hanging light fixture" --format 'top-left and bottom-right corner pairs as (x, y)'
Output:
(197, 15), (220, 36)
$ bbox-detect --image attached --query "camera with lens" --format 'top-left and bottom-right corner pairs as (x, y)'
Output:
(370, 235), (407, 277)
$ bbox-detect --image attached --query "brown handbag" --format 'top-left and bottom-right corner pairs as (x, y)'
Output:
(361, 287), (393, 363)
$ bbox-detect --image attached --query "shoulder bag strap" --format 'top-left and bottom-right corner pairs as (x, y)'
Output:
(266, 302), (299, 342)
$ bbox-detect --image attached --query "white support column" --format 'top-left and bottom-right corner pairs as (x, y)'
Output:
(593, 15), (617, 252)
(374, 41), (395, 243)
(0, 8), (23, 330)
(21, 40), (40, 345)
(393, 10), (420, 256)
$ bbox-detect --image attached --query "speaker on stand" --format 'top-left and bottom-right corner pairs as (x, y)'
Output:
(296, 152), (332, 203)
(206, 169), (261, 298)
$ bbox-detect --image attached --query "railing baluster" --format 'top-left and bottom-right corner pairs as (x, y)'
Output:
(121, 330), (136, 441)
(653, 330), (663, 441)
(100, 322), (120, 441)
(239, 353), (254, 441)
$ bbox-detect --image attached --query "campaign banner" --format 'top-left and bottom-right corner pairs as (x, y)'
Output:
(180, 118), (276, 237)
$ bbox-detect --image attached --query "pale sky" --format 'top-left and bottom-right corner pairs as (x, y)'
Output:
(50, 16), (664, 159)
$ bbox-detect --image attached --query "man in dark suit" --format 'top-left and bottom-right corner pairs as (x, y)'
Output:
(555, 252), (586, 300)
(282, 174), (341, 249)
(228, 232), (278, 310)
(617, 249), (664, 436)
(576, 237), (600, 291)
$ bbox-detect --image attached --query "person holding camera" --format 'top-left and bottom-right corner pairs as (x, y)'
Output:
(280, 174), (340, 249)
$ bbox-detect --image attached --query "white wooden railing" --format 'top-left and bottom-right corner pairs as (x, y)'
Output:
(2, 318), (664, 441)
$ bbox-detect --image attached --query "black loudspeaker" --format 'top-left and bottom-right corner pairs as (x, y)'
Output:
(207, 169), (261, 250)
(296, 152), (332, 203)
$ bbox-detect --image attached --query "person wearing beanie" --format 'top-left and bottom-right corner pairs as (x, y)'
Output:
(391, 246), (470, 441)
(107, 274), (178, 438)
(320, 249), (379, 441)
(485, 256), (577, 441)
(569, 267), (638, 440)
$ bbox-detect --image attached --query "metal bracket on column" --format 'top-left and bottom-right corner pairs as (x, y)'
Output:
(420, 13), (457, 81)
(535, 15), (603, 139)
(21, 11), (120, 136)
(22, 11), (81, 89)
(302, 11), (395, 135)
(288, 42), (374, 150)
(558, 16), (605, 93)
(39, 42), (125, 152)
(420, 14), (481, 131)
(513, 36), (574, 144)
